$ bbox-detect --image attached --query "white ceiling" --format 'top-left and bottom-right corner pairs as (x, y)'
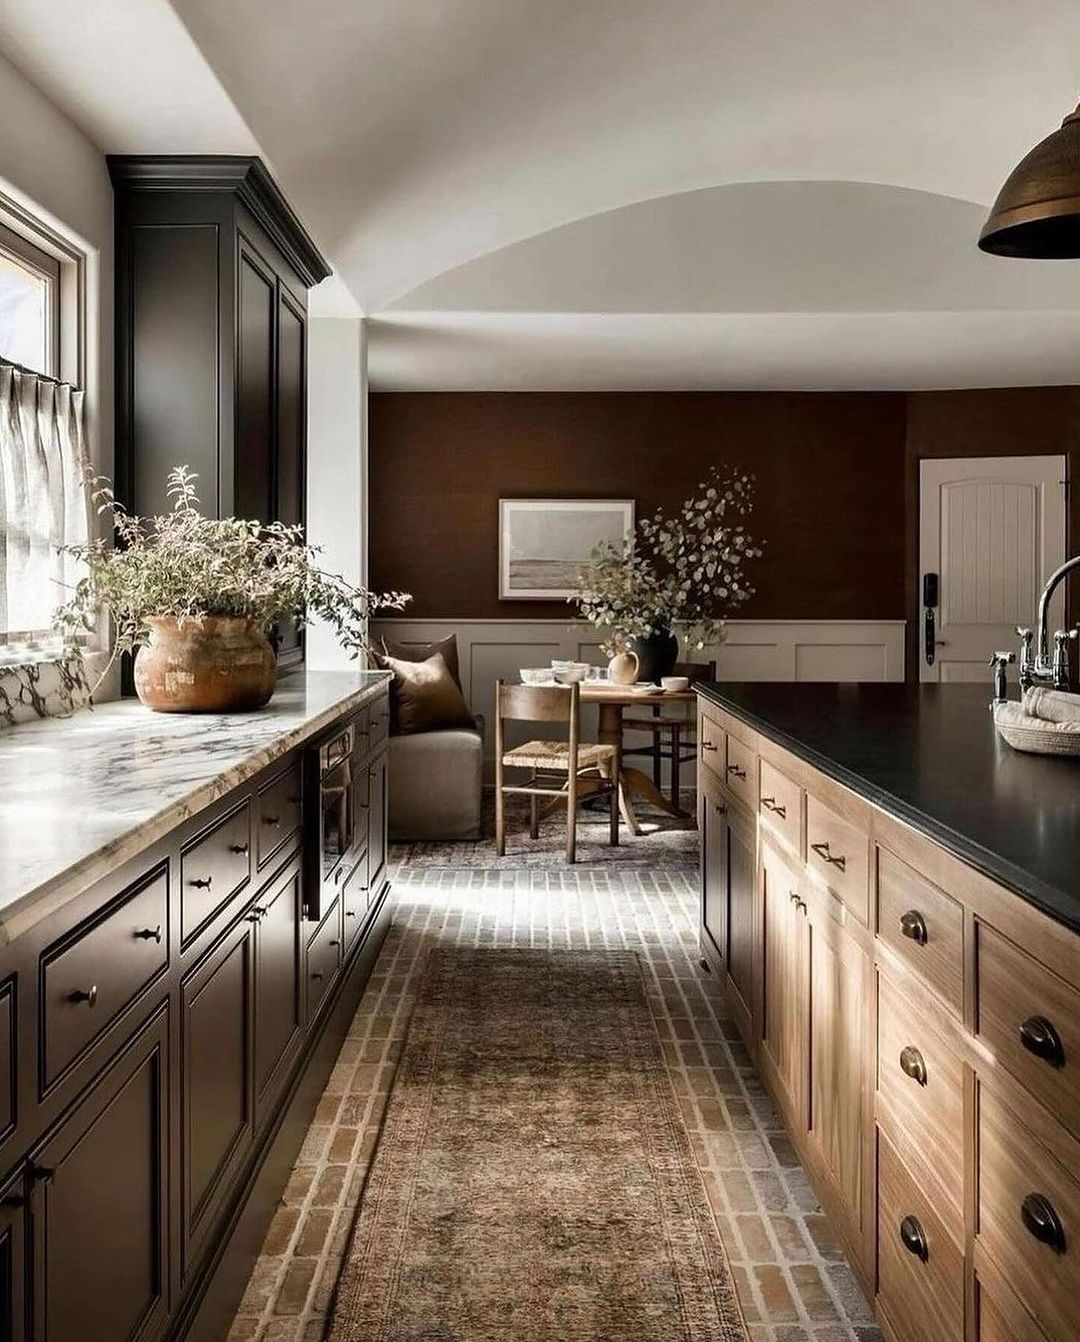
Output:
(3, 0), (1080, 388)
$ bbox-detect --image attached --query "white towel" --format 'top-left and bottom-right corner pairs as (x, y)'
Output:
(1021, 686), (1080, 724)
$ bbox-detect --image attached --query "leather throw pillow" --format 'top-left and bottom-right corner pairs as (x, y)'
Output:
(381, 651), (474, 735)
(380, 633), (462, 689)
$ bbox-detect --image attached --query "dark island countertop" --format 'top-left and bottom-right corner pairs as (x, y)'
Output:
(697, 682), (1080, 936)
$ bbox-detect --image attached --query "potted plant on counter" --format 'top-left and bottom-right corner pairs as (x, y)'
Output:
(571, 465), (764, 682)
(55, 466), (411, 713)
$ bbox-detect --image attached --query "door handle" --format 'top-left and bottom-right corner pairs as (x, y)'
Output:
(924, 571), (939, 667)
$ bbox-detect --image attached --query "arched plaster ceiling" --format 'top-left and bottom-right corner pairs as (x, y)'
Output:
(3, 1), (1080, 385)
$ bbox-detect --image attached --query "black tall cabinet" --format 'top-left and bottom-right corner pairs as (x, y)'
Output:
(110, 156), (331, 669)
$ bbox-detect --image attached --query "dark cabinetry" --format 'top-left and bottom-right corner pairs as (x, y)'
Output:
(110, 157), (330, 669)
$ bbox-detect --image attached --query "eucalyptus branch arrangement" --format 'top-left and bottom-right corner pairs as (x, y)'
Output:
(571, 465), (764, 654)
(55, 466), (411, 690)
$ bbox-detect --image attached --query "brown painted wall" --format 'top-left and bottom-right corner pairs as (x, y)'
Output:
(369, 388), (1079, 679)
(369, 392), (908, 621)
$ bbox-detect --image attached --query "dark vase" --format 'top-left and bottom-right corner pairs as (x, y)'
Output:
(629, 628), (679, 683)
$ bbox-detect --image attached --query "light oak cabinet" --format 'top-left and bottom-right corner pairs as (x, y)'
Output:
(698, 695), (1080, 1342)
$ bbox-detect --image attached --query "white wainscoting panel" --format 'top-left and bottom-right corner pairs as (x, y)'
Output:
(372, 618), (905, 775)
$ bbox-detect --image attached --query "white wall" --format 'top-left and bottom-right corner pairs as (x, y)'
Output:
(0, 46), (113, 479)
(305, 315), (368, 669)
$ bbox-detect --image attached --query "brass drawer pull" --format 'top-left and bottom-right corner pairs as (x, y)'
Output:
(900, 909), (928, 945)
(701, 740), (718, 753)
(229, 842), (249, 855)
(345, 909), (357, 918)
(68, 985), (98, 1007)
(727, 763), (747, 780)
(246, 906), (269, 924)
(311, 970), (324, 981)
(189, 875), (212, 889)
(133, 925), (162, 943)
(761, 796), (787, 818)
(1019, 1015), (1066, 1069)
(899, 1045), (928, 1086)
(810, 841), (846, 872)
(789, 891), (806, 913)
(1021, 1193), (1066, 1253)
(899, 1215), (929, 1262)
(263, 815), (281, 828)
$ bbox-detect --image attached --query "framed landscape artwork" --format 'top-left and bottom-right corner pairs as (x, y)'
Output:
(499, 498), (635, 600)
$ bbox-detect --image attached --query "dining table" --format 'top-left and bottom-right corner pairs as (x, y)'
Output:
(579, 684), (697, 835)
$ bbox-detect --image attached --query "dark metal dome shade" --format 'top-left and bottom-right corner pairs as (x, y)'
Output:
(979, 104), (1080, 257)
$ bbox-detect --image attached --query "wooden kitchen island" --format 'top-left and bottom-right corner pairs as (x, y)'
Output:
(697, 683), (1079, 1342)
(0, 670), (391, 1342)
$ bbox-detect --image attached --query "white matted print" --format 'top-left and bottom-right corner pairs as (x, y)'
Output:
(499, 498), (635, 600)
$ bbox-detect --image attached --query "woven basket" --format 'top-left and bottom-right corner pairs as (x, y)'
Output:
(994, 701), (1080, 756)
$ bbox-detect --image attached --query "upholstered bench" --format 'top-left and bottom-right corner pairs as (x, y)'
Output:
(388, 721), (483, 841)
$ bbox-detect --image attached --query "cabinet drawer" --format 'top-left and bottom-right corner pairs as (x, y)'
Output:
(877, 849), (963, 1017)
(42, 866), (168, 1091)
(341, 856), (367, 956)
(877, 1130), (963, 1342)
(805, 793), (869, 923)
(977, 1086), (1080, 1341)
(180, 801), (252, 946)
(975, 921), (1079, 1135)
(723, 731), (757, 808)
(698, 711), (725, 782)
(256, 764), (302, 870)
(976, 1275), (1047, 1342)
(369, 695), (390, 751)
(306, 896), (342, 1019)
(878, 970), (964, 1217)
(758, 758), (803, 857)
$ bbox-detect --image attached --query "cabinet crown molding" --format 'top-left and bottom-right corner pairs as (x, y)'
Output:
(107, 154), (332, 288)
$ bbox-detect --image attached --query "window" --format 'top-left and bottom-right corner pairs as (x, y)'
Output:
(0, 220), (60, 376)
(0, 200), (85, 662)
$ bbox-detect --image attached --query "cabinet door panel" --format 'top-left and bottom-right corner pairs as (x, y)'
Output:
(760, 843), (805, 1123)
(725, 800), (757, 1031)
(807, 899), (871, 1250)
(0, 1178), (25, 1342)
(181, 916), (253, 1271)
(235, 242), (275, 524)
(254, 867), (302, 1115)
(33, 1008), (168, 1342)
(276, 292), (305, 530)
(367, 753), (388, 903)
(700, 792), (727, 964)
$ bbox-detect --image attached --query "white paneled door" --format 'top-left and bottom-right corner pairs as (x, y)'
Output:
(919, 456), (1067, 683)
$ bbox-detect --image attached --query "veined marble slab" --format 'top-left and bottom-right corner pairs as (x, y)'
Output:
(0, 669), (390, 945)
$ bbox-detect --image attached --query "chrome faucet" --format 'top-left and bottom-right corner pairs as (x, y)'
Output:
(1016, 554), (1080, 690)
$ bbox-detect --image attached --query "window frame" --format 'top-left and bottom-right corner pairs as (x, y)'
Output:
(0, 217), (61, 378)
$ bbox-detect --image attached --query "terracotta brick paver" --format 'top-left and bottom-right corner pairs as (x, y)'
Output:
(228, 865), (882, 1342)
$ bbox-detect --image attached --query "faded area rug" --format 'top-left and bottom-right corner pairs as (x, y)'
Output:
(328, 948), (747, 1341)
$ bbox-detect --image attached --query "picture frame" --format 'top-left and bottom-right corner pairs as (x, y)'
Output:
(499, 498), (635, 600)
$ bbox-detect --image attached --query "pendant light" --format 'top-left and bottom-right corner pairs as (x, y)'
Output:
(979, 102), (1080, 257)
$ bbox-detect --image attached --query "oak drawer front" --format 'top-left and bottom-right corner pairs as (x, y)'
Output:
(306, 897), (342, 1019)
(723, 732), (757, 807)
(42, 866), (168, 1091)
(976, 1276), (1047, 1342)
(698, 712), (725, 782)
(877, 1131), (963, 1342)
(878, 971), (964, 1216)
(805, 794), (869, 923)
(877, 849), (963, 1017)
(975, 921), (1078, 1134)
(977, 1086), (1080, 1341)
(758, 758), (803, 857)
(256, 764), (302, 871)
(180, 801), (252, 946)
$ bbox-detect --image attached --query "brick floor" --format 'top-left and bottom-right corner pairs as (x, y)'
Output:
(228, 865), (881, 1342)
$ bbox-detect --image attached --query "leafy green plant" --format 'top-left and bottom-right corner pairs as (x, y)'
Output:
(571, 465), (763, 653)
(55, 466), (410, 689)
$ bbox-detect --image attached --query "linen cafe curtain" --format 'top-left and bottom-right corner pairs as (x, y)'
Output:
(0, 360), (88, 649)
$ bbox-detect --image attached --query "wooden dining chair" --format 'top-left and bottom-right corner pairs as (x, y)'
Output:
(621, 660), (716, 814)
(495, 681), (619, 863)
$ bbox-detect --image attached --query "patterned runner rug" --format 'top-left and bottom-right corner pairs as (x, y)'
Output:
(328, 947), (747, 1341)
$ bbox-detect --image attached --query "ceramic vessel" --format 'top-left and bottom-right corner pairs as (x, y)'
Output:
(134, 615), (277, 713)
(629, 628), (679, 683)
(607, 649), (639, 685)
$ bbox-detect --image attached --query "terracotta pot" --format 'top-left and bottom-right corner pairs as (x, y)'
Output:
(134, 616), (276, 713)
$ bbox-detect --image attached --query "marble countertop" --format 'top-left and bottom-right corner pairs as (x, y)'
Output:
(698, 682), (1080, 934)
(0, 669), (390, 945)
